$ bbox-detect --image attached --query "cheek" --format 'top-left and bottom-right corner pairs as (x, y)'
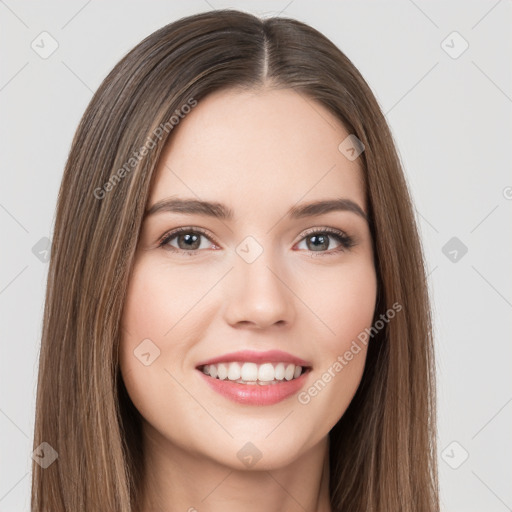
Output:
(311, 259), (377, 350)
(121, 261), (179, 338)
(120, 258), (213, 350)
(118, 258), (221, 424)
(118, 262), (178, 419)
(296, 259), (377, 424)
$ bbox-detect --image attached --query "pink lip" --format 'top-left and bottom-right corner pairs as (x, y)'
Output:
(197, 369), (311, 406)
(195, 349), (312, 368)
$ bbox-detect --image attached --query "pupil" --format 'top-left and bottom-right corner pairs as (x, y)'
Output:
(179, 233), (199, 250)
(309, 234), (328, 251)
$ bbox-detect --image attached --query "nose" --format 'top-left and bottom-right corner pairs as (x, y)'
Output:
(222, 251), (296, 330)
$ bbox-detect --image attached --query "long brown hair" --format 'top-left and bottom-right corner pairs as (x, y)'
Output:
(31, 9), (439, 511)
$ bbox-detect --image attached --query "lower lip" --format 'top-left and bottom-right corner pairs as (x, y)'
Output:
(197, 369), (310, 406)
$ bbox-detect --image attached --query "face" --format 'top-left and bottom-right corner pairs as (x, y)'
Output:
(119, 87), (377, 470)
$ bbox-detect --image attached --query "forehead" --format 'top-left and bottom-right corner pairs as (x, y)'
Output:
(148, 87), (366, 218)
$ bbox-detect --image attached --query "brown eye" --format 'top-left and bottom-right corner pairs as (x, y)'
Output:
(172, 232), (202, 250)
(159, 227), (216, 254)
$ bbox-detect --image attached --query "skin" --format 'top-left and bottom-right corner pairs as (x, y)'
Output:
(119, 87), (377, 512)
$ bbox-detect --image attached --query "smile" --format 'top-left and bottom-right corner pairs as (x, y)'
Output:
(200, 361), (307, 384)
(197, 363), (311, 406)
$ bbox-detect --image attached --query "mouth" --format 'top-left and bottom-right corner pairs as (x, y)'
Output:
(197, 361), (311, 385)
(197, 364), (311, 405)
(195, 351), (312, 405)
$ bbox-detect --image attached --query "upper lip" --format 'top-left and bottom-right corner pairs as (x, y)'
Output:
(196, 350), (312, 368)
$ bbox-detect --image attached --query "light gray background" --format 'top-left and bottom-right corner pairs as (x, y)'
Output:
(1, 1), (511, 510)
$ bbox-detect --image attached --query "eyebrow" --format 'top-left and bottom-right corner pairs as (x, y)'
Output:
(145, 197), (368, 222)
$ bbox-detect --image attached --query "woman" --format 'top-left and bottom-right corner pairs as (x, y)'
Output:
(31, 9), (439, 511)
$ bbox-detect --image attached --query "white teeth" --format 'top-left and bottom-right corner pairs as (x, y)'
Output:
(258, 363), (275, 382)
(240, 362), (258, 381)
(217, 363), (228, 380)
(284, 363), (295, 381)
(227, 362), (241, 380)
(201, 361), (305, 383)
(274, 362), (285, 380)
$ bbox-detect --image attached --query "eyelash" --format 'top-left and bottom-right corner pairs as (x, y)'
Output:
(157, 226), (355, 257)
